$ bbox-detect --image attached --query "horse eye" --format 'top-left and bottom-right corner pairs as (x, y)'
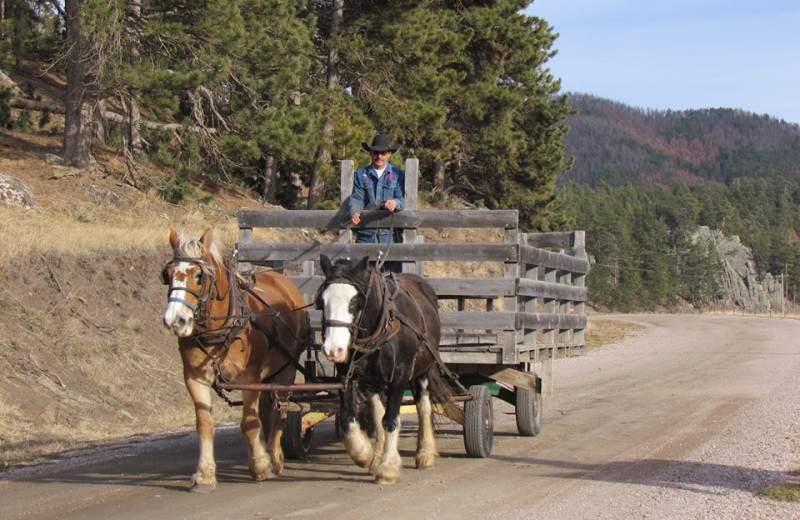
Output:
(194, 272), (202, 283)
(348, 298), (359, 313)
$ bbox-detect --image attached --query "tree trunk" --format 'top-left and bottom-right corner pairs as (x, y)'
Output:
(92, 99), (105, 144)
(261, 153), (278, 204)
(307, 0), (343, 209)
(61, 0), (94, 168)
(433, 160), (447, 192)
(127, 0), (142, 156)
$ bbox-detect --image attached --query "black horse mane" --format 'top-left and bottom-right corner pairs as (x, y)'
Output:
(326, 257), (371, 284)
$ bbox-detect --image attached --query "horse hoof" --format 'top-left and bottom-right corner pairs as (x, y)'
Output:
(346, 445), (373, 467)
(251, 467), (276, 481)
(375, 463), (401, 484)
(189, 482), (216, 493)
(375, 474), (399, 485)
(415, 453), (436, 469)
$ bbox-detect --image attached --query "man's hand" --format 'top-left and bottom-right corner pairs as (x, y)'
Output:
(383, 199), (398, 212)
(351, 213), (361, 225)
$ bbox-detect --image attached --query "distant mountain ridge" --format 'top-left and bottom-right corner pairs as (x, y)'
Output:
(559, 93), (800, 186)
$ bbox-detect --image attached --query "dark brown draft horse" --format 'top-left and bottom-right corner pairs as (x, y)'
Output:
(162, 229), (309, 492)
(317, 255), (461, 484)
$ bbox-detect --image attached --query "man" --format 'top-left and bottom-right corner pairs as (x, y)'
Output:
(349, 133), (405, 271)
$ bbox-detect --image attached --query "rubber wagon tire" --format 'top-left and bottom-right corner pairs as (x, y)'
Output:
(281, 411), (313, 460)
(463, 384), (493, 458)
(515, 386), (542, 436)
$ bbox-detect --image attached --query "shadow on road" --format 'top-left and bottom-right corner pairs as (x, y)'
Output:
(491, 454), (789, 495)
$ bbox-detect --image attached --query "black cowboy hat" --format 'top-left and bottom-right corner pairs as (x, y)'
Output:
(361, 133), (399, 153)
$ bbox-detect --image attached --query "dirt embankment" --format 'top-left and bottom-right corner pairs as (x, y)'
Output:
(0, 248), (205, 466)
(0, 129), (255, 467)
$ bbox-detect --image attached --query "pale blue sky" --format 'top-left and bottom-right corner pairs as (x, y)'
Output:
(526, 1), (800, 123)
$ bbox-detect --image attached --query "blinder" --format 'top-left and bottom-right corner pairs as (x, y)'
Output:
(162, 257), (217, 321)
(160, 265), (171, 285)
(315, 278), (365, 331)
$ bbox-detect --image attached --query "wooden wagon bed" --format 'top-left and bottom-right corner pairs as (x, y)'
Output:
(236, 159), (588, 399)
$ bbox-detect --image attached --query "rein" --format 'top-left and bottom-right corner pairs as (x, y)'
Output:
(258, 207), (397, 274)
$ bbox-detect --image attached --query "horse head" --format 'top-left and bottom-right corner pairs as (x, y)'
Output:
(162, 228), (226, 337)
(317, 254), (372, 364)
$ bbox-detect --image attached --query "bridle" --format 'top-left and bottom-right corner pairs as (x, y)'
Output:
(314, 276), (367, 338)
(162, 256), (217, 325)
(316, 269), (401, 387)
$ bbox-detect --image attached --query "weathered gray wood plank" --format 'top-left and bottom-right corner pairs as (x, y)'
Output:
(238, 242), (518, 263)
(517, 312), (587, 330)
(287, 276), (584, 301)
(519, 245), (589, 274)
(439, 311), (515, 330)
(237, 209), (519, 230)
(525, 231), (576, 249)
(516, 278), (588, 301)
(428, 278), (515, 297)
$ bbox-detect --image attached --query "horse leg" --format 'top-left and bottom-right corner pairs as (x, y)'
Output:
(259, 391), (286, 477)
(340, 385), (373, 468)
(367, 392), (386, 475)
(374, 383), (405, 484)
(185, 378), (217, 492)
(413, 375), (439, 469)
(240, 390), (272, 481)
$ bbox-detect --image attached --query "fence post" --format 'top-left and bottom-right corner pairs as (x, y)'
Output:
(339, 160), (354, 244)
(403, 158), (419, 274)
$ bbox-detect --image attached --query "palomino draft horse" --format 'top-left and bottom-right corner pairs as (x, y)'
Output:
(162, 229), (309, 492)
(317, 254), (461, 484)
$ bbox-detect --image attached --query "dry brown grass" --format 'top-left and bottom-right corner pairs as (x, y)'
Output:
(585, 318), (643, 349)
(0, 197), (241, 268)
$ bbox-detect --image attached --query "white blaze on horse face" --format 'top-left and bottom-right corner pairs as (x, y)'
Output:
(163, 262), (198, 337)
(321, 283), (359, 364)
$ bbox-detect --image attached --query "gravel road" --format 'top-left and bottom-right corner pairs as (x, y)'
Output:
(514, 314), (800, 520)
(2, 314), (799, 520)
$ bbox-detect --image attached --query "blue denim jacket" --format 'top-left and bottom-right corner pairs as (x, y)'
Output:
(349, 163), (405, 243)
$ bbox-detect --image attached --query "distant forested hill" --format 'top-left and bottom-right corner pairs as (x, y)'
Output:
(557, 94), (800, 312)
(559, 93), (800, 186)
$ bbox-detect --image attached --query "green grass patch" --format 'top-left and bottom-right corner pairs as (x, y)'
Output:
(760, 483), (800, 502)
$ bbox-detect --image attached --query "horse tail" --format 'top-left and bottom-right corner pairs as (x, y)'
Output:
(426, 364), (465, 425)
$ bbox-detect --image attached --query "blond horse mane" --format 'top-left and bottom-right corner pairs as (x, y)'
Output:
(175, 231), (225, 267)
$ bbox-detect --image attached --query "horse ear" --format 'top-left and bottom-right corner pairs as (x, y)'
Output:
(169, 229), (180, 250)
(355, 256), (370, 272)
(200, 228), (213, 246)
(320, 254), (332, 276)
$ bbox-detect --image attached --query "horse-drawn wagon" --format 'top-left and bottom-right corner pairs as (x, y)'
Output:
(230, 158), (588, 460)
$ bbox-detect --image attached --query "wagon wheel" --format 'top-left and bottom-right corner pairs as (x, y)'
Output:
(281, 411), (313, 460)
(463, 384), (493, 458)
(515, 386), (542, 436)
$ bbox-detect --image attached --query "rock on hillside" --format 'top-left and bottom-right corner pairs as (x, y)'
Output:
(694, 226), (784, 313)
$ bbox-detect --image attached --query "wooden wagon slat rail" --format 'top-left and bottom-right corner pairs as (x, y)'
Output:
(237, 159), (588, 400)
(238, 241), (521, 264)
(239, 208), (520, 230)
